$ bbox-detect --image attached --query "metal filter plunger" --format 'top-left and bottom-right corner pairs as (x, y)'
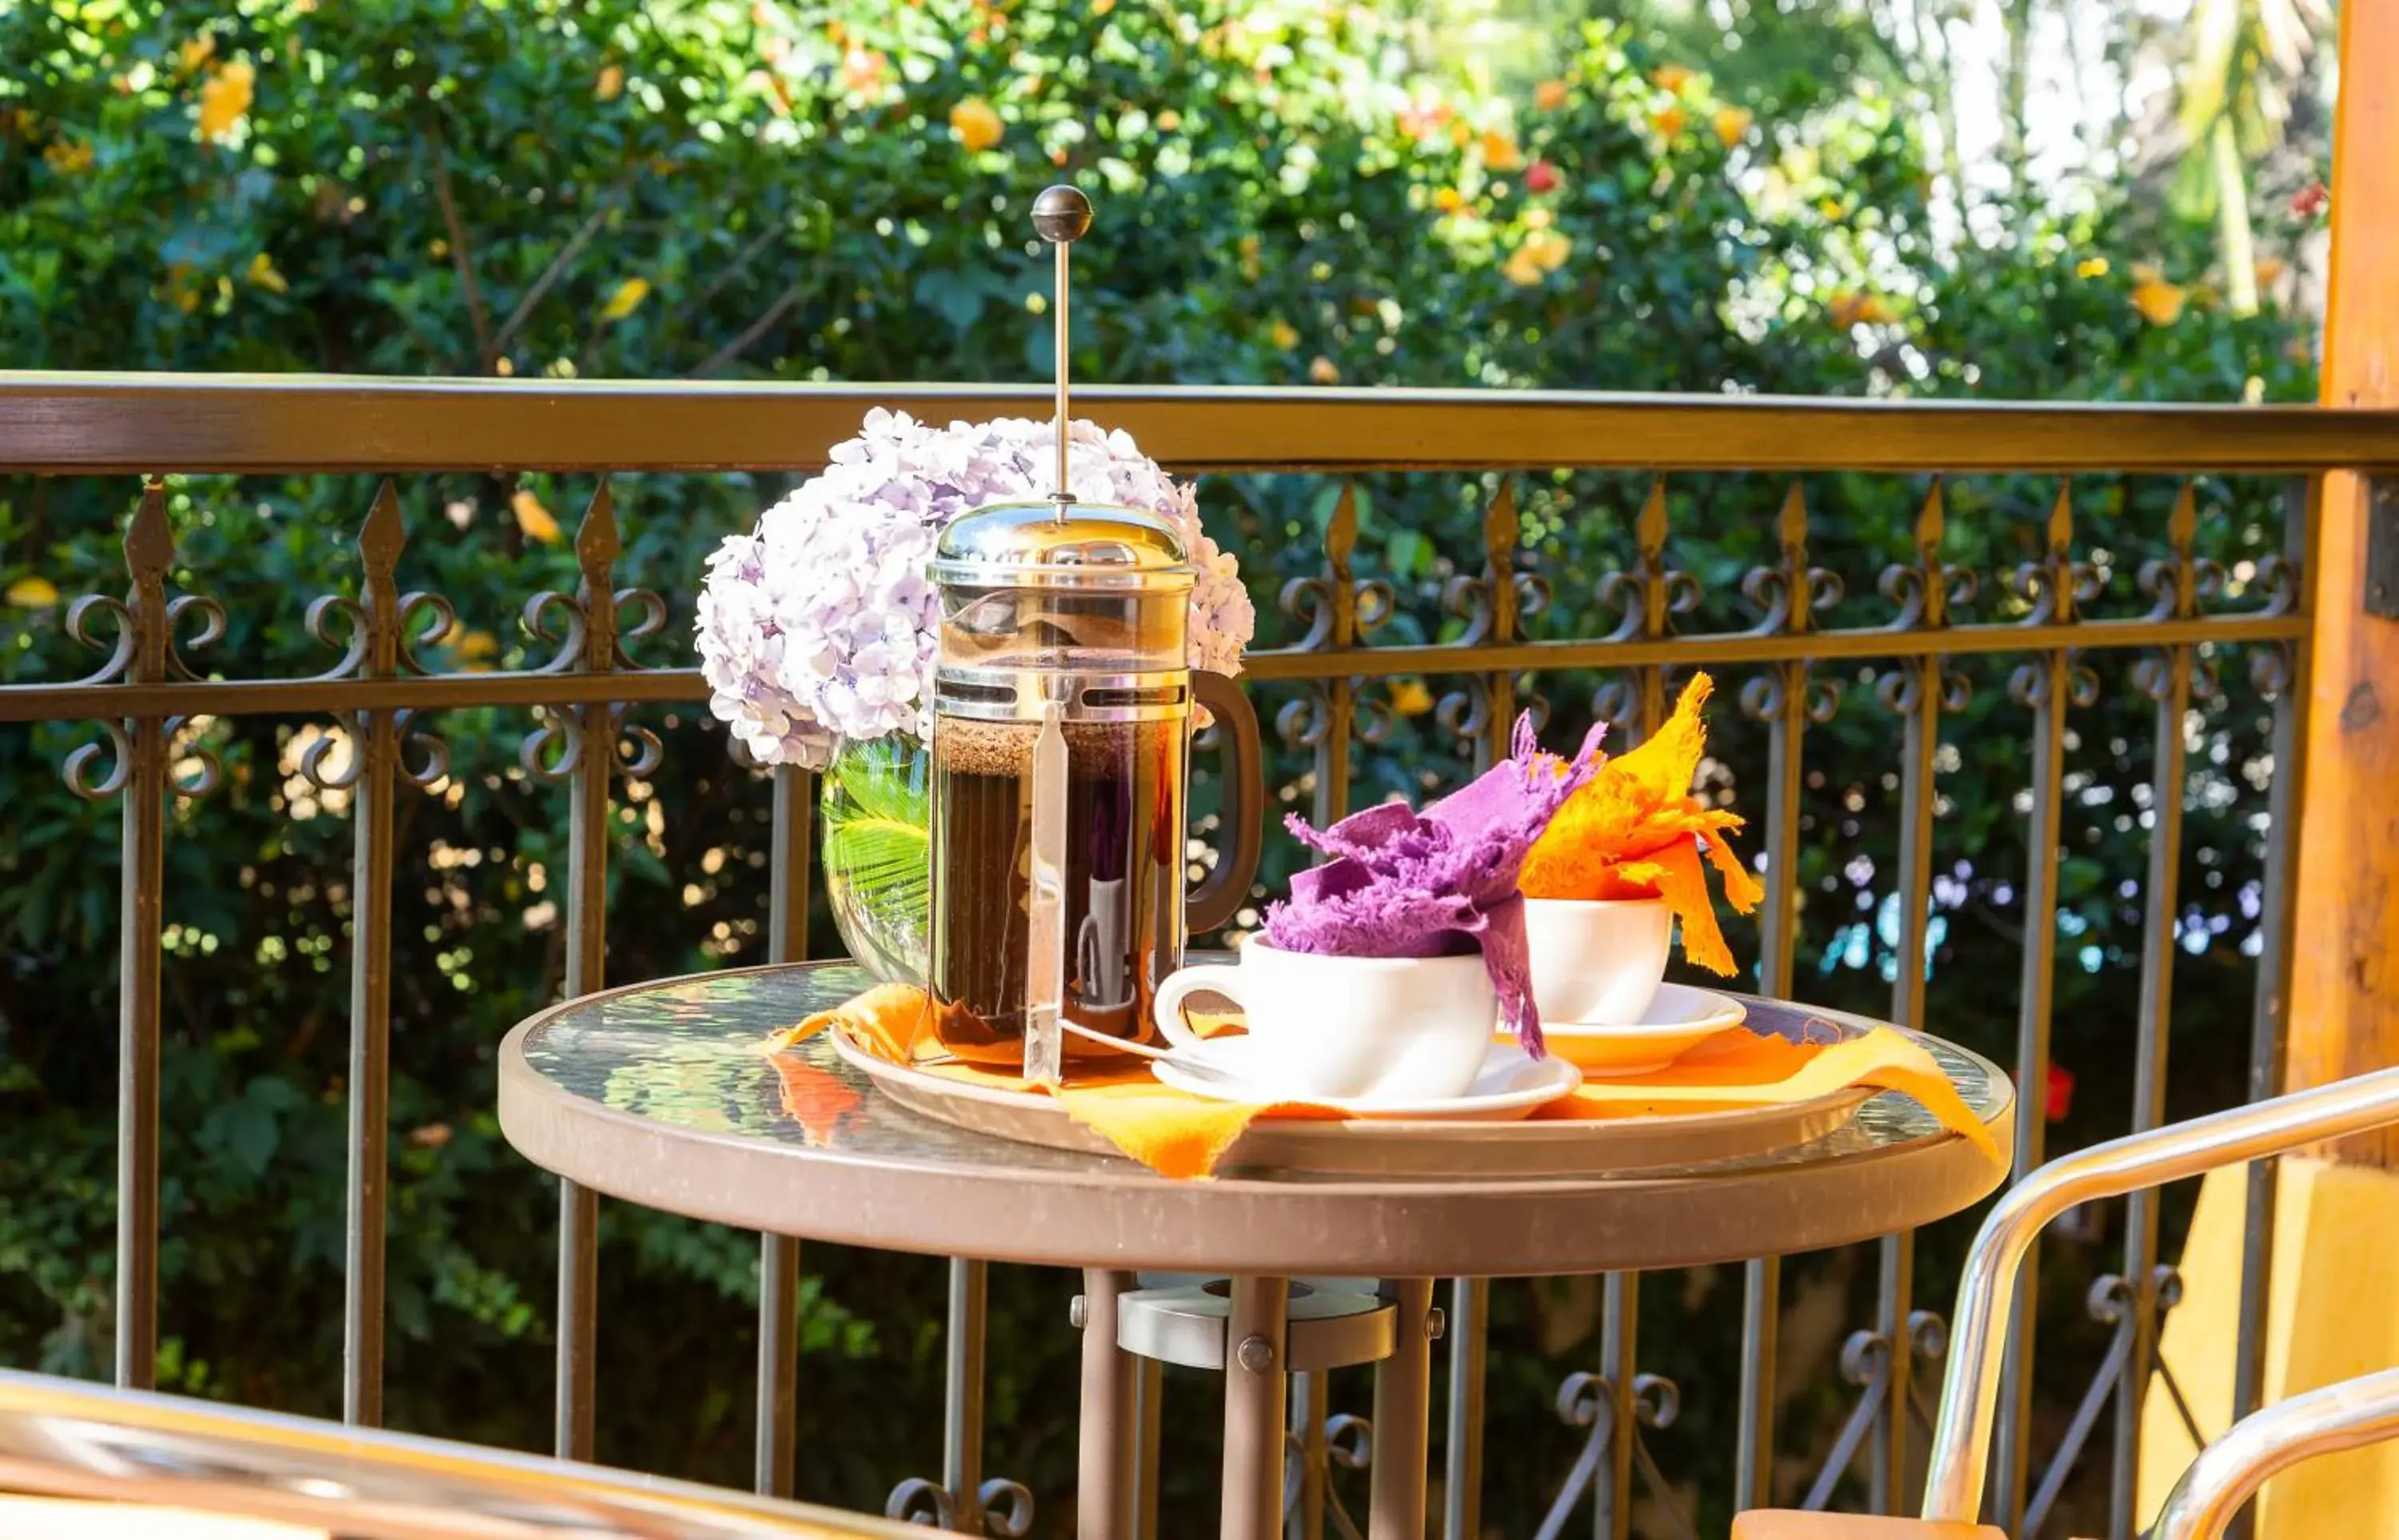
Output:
(922, 186), (1253, 1086)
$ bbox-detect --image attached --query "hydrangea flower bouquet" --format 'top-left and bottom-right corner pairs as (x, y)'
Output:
(695, 409), (1254, 977)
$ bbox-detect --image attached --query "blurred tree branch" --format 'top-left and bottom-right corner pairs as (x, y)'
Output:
(491, 197), (622, 366)
(424, 118), (493, 371)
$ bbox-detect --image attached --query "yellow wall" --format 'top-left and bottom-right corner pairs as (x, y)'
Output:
(2140, 1157), (2399, 1533)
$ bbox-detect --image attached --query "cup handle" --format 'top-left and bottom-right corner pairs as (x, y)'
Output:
(1150, 963), (1245, 1056)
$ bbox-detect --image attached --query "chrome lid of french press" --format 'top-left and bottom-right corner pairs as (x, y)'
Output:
(928, 500), (1192, 591)
(930, 500), (1195, 722)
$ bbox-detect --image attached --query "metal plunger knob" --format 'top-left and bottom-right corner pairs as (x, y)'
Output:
(1032, 184), (1093, 243)
(1032, 185), (1091, 514)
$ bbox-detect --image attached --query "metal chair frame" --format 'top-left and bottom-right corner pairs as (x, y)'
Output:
(1918, 1063), (2399, 1530)
(0, 1367), (915, 1538)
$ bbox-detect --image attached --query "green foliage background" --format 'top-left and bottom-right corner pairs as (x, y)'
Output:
(0, 0), (2321, 1532)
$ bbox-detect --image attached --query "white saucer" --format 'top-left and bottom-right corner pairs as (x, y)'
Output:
(1151, 1037), (1582, 1120)
(1543, 984), (1749, 1076)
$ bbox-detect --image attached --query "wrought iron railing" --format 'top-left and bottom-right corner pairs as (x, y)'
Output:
(4, 375), (2394, 1538)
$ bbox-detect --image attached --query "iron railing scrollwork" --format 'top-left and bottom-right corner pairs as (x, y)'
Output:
(1282, 1398), (1370, 1540)
(58, 479), (226, 1393)
(1435, 477), (1553, 760)
(293, 480), (456, 1427)
(1275, 481), (1395, 828)
(1537, 1370), (1694, 1540)
(1803, 1311), (1949, 1511)
(1730, 480), (1842, 1512)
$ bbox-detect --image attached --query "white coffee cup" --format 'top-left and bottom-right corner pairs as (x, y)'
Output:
(1523, 897), (1673, 1026)
(1148, 942), (1497, 1101)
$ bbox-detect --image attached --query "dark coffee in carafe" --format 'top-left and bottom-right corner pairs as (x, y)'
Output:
(928, 715), (1185, 1057)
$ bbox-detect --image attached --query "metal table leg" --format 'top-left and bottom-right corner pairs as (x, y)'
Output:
(1080, 1270), (1138, 1540)
(1371, 1279), (1436, 1540)
(1135, 1358), (1164, 1540)
(1443, 1278), (1487, 1540)
(1223, 1275), (1291, 1540)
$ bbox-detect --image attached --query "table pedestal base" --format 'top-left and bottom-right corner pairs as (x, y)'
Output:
(1075, 1275), (1439, 1540)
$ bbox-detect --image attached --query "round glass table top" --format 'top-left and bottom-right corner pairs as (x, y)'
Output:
(499, 961), (2014, 1277)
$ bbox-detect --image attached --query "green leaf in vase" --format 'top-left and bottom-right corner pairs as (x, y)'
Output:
(820, 736), (932, 981)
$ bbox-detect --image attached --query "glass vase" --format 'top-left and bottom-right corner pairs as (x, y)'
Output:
(819, 732), (932, 985)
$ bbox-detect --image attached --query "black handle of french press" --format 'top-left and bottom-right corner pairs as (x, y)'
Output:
(1185, 670), (1263, 938)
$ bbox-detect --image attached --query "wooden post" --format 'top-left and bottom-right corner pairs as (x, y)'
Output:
(2287, 0), (2399, 1158)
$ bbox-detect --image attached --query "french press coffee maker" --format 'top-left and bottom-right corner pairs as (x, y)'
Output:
(925, 186), (1260, 1084)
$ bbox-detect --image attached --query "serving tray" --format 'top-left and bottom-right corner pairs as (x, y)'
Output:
(824, 1008), (1877, 1178)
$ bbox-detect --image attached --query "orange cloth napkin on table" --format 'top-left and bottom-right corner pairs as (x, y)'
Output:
(768, 983), (1998, 1180)
(766, 983), (1342, 1179)
(1533, 1024), (1993, 1143)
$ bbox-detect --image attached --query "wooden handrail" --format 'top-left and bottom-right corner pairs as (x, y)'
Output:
(6, 373), (2399, 474)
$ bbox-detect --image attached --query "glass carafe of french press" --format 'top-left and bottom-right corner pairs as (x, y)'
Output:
(924, 187), (1258, 1084)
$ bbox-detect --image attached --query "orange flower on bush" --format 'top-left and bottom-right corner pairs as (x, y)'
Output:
(949, 97), (1003, 153)
(1827, 291), (1894, 327)
(2129, 264), (2187, 325)
(1534, 79), (1570, 112)
(1502, 227), (1571, 285)
(1521, 673), (1762, 975)
(842, 46), (888, 94)
(197, 58), (253, 142)
(1399, 99), (1451, 140)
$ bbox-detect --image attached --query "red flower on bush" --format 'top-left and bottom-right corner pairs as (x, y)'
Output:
(2291, 182), (2329, 217)
(1524, 159), (1560, 194)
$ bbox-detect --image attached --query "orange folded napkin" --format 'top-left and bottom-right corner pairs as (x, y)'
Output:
(1522, 672), (1764, 975)
(769, 984), (1997, 1180)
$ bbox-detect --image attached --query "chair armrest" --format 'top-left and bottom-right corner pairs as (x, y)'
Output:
(2153, 1366), (2399, 1540)
(1731, 1514), (2004, 1539)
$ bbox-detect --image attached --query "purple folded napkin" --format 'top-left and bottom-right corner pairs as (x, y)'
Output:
(1262, 713), (1606, 1055)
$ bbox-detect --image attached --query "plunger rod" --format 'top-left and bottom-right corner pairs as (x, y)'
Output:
(1053, 237), (1070, 501)
(1031, 185), (1093, 513)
